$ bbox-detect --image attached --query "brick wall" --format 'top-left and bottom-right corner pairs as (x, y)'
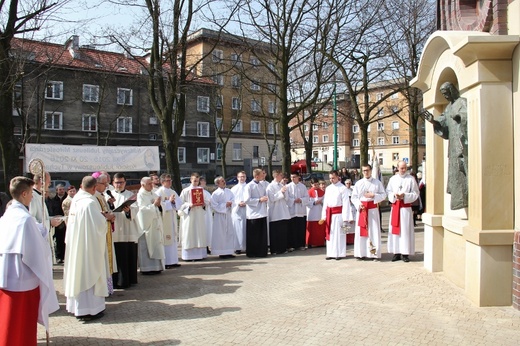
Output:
(514, 231), (520, 310)
(438, 0), (508, 35)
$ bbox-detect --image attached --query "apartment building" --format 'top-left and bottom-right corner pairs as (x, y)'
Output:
(10, 35), (217, 179)
(186, 28), (280, 177)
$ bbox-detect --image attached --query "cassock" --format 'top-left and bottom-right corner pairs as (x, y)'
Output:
(111, 189), (140, 288)
(156, 186), (181, 266)
(386, 173), (419, 255)
(64, 189), (108, 317)
(230, 182), (247, 252)
(351, 178), (386, 259)
(179, 185), (209, 260)
(244, 180), (268, 258)
(210, 187), (236, 255)
(287, 181), (310, 249)
(306, 186), (326, 247)
(266, 180), (291, 255)
(0, 201), (59, 345)
(136, 188), (165, 273)
(321, 182), (353, 258)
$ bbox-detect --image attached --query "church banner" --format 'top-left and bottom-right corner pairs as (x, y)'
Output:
(25, 144), (160, 173)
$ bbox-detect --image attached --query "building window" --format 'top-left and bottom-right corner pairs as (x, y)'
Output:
(251, 81), (260, 91)
(232, 97), (241, 110)
(376, 92), (383, 101)
(117, 117), (132, 133)
(377, 137), (385, 145)
(215, 95), (223, 109)
(322, 122), (328, 129)
(268, 101), (275, 114)
(419, 136), (426, 145)
(378, 122), (384, 131)
(117, 88), (133, 105)
(197, 148), (210, 164)
(178, 147), (186, 163)
(216, 143), (222, 160)
(83, 84), (99, 102)
(233, 143), (242, 160)
(231, 53), (242, 66)
(313, 124), (319, 131)
(45, 81), (63, 100)
(82, 114), (97, 132)
(267, 83), (276, 93)
(390, 92), (399, 99)
(253, 145), (259, 158)
(379, 152), (384, 165)
(212, 49), (223, 63)
(197, 122), (210, 137)
(216, 117), (222, 131)
(44, 111), (62, 130)
(231, 75), (241, 88)
(313, 135), (319, 143)
(304, 110), (310, 119)
(392, 136), (400, 144)
(250, 56), (259, 68)
(377, 108), (384, 117)
(149, 115), (158, 125)
(322, 108), (329, 116)
(391, 106), (399, 113)
(392, 121), (399, 130)
(197, 96), (210, 112)
(13, 84), (22, 116)
(352, 125), (359, 133)
(251, 120), (261, 133)
(149, 133), (157, 141)
(212, 74), (224, 86)
(393, 152), (399, 160)
(367, 124), (371, 132)
(251, 100), (261, 113)
(232, 119), (242, 132)
(268, 121), (275, 134)
(304, 124), (308, 132)
(322, 135), (329, 143)
(353, 139), (360, 146)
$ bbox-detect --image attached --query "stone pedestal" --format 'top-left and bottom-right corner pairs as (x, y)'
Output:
(412, 31), (519, 307)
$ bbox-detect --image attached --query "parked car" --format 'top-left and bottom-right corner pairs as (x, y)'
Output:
(48, 179), (71, 196)
(301, 172), (325, 182)
(225, 175), (253, 186)
(181, 177), (192, 188)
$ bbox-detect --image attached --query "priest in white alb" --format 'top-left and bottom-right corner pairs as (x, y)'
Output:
(179, 173), (209, 261)
(230, 171), (248, 253)
(64, 176), (110, 321)
(156, 173), (181, 268)
(210, 177), (237, 258)
(386, 161), (419, 262)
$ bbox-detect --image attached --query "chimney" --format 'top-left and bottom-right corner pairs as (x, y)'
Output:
(65, 35), (80, 59)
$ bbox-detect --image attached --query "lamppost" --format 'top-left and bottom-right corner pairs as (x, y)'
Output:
(333, 80), (338, 170)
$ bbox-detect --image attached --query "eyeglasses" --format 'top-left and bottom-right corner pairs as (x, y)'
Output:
(163, 179), (172, 182)
(113, 181), (125, 184)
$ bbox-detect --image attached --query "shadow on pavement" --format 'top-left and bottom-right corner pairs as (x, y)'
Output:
(39, 336), (180, 345)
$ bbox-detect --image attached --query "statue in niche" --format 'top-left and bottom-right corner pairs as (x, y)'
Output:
(422, 82), (468, 210)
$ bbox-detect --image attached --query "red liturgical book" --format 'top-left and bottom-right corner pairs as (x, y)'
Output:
(191, 188), (205, 207)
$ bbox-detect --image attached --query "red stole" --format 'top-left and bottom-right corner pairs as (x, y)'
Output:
(325, 206), (342, 241)
(308, 187), (324, 199)
(358, 201), (378, 237)
(391, 200), (412, 235)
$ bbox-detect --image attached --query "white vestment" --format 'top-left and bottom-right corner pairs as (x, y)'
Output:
(136, 188), (165, 271)
(156, 186), (181, 265)
(0, 201), (59, 330)
(203, 189), (213, 247)
(210, 188), (236, 255)
(351, 178), (387, 258)
(179, 185), (209, 260)
(386, 173), (419, 255)
(64, 189), (108, 316)
(266, 180), (291, 223)
(111, 190), (140, 243)
(287, 182), (311, 217)
(321, 182), (354, 258)
(230, 182), (247, 251)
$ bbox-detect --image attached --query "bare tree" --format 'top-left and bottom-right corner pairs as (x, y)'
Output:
(0, 0), (61, 188)
(233, 0), (342, 174)
(383, 0), (436, 173)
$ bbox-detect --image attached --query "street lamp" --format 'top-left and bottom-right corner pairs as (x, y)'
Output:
(333, 80), (338, 170)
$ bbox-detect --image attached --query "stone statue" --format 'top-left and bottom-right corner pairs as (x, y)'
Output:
(422, 82), (468, 210)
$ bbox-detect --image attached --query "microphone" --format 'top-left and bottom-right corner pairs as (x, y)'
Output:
(106, 190), (114, 198)
(106, 190), (115, 210)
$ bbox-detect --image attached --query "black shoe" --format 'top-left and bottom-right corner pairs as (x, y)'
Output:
(391, 254), (402, 262)
(219, 254), (236, 259)
(402, 255), (410, 262)
(325, 257), (333, 260)
(206, 247), (211, 255)
(335, 257), (341, 261)
(235, 250), (242, 254)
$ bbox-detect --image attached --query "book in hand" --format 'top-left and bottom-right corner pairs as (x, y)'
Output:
(191, 188), (205, 207)
(112, 194), (137, 213)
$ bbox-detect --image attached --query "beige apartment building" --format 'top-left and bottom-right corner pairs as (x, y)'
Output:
(186, 28), (280, 177)
(290, 83), (426, 173)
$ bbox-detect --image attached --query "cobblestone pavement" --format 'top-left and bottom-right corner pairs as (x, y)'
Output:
(38, 212), (520, 345)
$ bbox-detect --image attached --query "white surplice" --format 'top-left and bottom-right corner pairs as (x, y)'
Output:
(351, 177), (387, 259)
(210, 187), (236, 255)
(179, 185), (209, 260)
(136, 188), (165, 271)
(156, 186), (181, 265)
(386, 173), (419, 255)
(230, 182), (247, 251)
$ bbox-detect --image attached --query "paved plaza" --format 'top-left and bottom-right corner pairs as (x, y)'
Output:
(38, 212), (520, 345)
